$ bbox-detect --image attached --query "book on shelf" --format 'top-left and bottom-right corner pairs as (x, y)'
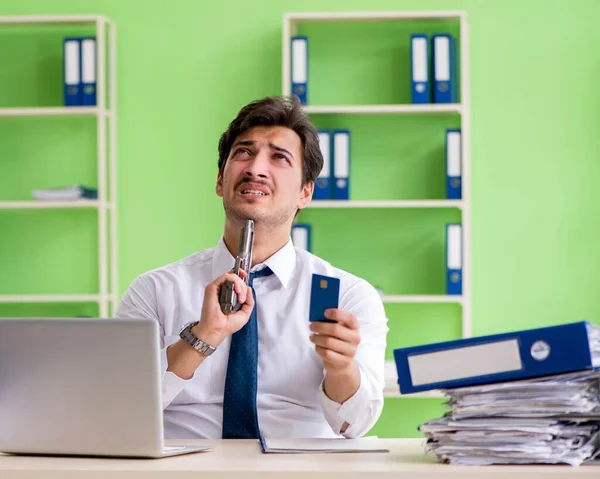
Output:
(32, 185), (98, 201)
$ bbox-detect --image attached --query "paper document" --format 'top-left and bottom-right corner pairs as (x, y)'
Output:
(420, 368), (600, 466)
(259, 437), (389, 454)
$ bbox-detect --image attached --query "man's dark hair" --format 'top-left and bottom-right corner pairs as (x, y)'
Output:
(217, 96), (323, 186)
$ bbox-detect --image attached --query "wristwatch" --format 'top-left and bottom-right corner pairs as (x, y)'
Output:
(179, 321), (216, 356)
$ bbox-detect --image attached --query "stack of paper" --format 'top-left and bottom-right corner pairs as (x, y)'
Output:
(420, 370), (600, 466)
(32, 185), (98, 201)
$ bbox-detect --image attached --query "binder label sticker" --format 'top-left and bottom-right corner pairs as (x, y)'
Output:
(530, 340), (551, 361)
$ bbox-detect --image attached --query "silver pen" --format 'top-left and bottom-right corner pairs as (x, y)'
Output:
(219, 219), (254, 313)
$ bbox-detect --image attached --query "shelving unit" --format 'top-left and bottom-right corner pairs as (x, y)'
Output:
(0, 200), (102, 209)
(303, 104), (462, 115)
(0, 15), (118, 318)
(0, 106), (109, 117)
(283, 11), (471, 399)
(306, 200), (463, 209)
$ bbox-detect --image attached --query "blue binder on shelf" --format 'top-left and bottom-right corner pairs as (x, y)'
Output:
(63, 37), (81, 106)
(410, 34), (430, 104)
(292, 223), (311, 252)
(393, 321), (600, 394)
(291, 35), (308, 105)
(314, 130), (331, 200)
(332, 130), (350, 200)
(446, 129), (462, 199)
(446, 223), (462, 295)
(80, 37), (97, 106)
(432, 33), (458, 103)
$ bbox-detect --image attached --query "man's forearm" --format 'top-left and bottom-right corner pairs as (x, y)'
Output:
(323, 361), (361, 404)
(165, 340), (208, 380)
(322, 361), (361, 434)
(165, 325), (223, 380)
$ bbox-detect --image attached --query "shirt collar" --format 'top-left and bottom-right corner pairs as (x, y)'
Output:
(211, 235), (296, 288)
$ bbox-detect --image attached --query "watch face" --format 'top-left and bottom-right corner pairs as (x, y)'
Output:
(180, 321), (198, 334)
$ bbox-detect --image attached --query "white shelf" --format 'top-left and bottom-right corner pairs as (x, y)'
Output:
(0, 14), (119, 319)
(282, 10), (473, 396)
(307, 200), (463, 209)
(0, 15), (109, 25)
(0, 107), (109, 118)
(285, 11), (465, 23)
(384, 361), (445, 398)
(0, 294), (111, 303)
(0, 200), (102, 210)
(382, 295), (463, 304)
(303, 104), (461, 115)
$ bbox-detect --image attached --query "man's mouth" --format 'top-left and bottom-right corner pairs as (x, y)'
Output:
(240, 189), (268, 196)
(237, 182), (271, 197)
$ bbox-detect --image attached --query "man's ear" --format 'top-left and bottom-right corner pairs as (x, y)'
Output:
(297, 181), (314, 211)
(216, 171), (223, 197)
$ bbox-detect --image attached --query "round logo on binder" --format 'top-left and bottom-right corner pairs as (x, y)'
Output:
(530, 340), (550, 361)
(337, 179), (346, 188)
(416, 84), (425, 93)
(451, 178), (460, 187)
(439, 82), (448, 92)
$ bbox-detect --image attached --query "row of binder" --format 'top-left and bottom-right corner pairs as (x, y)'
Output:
(290, 33), (458, 105)
(411, 33), (458, 104)
(292, 222), (463, 296)
(315, 129), (350, 200)
(63, 37), (97, 106)
(312, 128), (462, 201)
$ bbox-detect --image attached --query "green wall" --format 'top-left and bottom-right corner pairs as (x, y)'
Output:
(1, 0), (600, 438)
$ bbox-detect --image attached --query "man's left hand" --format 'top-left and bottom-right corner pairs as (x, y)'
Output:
(309, 308), (361, 373)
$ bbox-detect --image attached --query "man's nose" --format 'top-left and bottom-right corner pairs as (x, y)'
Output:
(243, 154), (269, 179)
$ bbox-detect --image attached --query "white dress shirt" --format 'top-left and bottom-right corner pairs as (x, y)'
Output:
(116, 236), (388, 439)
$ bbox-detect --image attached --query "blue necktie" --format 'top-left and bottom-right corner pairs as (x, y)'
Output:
(222, 266), (273, 439)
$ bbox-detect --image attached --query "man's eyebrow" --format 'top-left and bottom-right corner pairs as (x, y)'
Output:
(269, 143), (294, 160)
(231, 140), (295, 160)
(231, 140), (255, 149)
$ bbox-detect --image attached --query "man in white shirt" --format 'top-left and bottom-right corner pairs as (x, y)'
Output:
(116, 96), (389, 440)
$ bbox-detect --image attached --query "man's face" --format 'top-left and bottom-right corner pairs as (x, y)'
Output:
(216, 125), (313, 228)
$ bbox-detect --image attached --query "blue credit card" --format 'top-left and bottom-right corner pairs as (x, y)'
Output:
(309, 274), (340, 323)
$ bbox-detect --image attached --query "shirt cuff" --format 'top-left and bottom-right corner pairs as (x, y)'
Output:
(318, 368), (372, 435)
(162, 370), (188, 406)
(160, 339), (190, 408)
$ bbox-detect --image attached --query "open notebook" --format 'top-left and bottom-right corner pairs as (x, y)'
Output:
(259, 437), (389, 454)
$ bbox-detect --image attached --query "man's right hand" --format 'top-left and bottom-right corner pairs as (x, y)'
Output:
(166, 269), (254, 381)
(192, 269), (255, 348)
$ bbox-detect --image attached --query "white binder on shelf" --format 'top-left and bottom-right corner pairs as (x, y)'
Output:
(80, 37), (97, 106)
(291, 36), (308, 104)
(446, 223), (462, 295)
(63, 37), (81, 106)
(314, 130), (331, 200)
(292, 224), (311, 252)
(332, 130), (350, 200)
(446, 129), (462, 199)
(410, 34), (430, 103)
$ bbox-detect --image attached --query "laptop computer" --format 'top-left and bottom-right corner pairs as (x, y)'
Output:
(0, 317), (210, 458)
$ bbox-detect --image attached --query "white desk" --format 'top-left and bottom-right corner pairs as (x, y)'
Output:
(0, 438), (598, 479)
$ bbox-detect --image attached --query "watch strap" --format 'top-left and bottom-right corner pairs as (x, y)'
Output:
(180, 322), (216, 356)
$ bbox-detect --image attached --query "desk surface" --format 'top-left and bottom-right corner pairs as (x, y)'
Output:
(0, 438), (598, 479)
